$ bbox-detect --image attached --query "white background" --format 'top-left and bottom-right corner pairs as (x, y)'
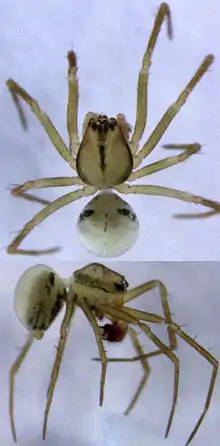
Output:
(1, 0), (220, 261)
(0, 261), (219, 445)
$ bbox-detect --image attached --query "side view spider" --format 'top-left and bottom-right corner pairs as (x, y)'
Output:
(6, 3), (220, 258)
(10, 262), (218, 445)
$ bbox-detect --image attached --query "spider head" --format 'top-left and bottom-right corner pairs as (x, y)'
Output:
(76, 112), (133, 187)
(76, 190), (139, 257)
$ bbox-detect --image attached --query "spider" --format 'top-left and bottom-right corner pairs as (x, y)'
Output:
(10, 262), (218, 445)
(6, 3), (220, 258)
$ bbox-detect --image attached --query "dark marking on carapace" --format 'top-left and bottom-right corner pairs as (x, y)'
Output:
(99, 145), (105, 172)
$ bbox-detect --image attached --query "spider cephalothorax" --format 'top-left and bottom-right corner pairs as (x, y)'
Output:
(10, 262), (218, 445)
(6, 2), (220, 257)
(76, 112), (133, 187)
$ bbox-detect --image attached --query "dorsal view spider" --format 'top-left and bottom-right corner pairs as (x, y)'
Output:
(6, 2), (220, 257)
(10, 262), (218, 445)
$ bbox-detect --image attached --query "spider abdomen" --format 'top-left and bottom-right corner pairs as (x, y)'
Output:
(76, 191), (139, 257)
(14, 265), (67, 337)
(76, 113), (133, 187)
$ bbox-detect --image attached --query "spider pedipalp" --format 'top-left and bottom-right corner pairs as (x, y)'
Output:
(99, 321), (128, 342)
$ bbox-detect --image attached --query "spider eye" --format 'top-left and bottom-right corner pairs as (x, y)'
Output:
(76, 191), (139, 257)
(14, 265), (66, 334)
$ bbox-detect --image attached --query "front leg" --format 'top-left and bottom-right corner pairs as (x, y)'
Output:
(67, 51), (80, 156)
(7, 79), (76, 170)
(133, 54), (214, 169)
(129, 3), (173, 155)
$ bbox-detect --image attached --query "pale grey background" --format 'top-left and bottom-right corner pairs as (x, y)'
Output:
(0, 261), (219, 445)
(0, 0), (220, 261)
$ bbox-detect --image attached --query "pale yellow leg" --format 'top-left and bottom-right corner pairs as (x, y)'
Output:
(130, 3), (173, 154)
(67, 51), (80, 155)
(129, 143), (200, 181)
(93, 303), (179, 439)
(109, 279), (177, 349)
(6, 79), (76, 170)
(10, 176), (84, 206)
(116, 183), (220, 215)
(167, 321), (218, 446)
(43, 298), (75, 439)
(127, 319), (219, 445)
(101, 303), (218, 446)
(133, 54), (214, 169)
(79, 298), (107, 406)
(9, 334), (34, 442)
(7, 185), (97, 255)
(124, 327), (151, 416)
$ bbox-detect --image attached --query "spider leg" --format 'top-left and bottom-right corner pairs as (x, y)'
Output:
(10, 176), (84, 206)
(6, 79), (76, 170)
(7, 185), (97, 255)
(129, 143), (200, 181)
(95, 303), (179, 440)
(175, 210), (219, 219)
(133, 54), (214, 169)
(93, 348), (165, 364)
(138, 321), (179, 439)
(11, 190), (51, 206)
(109, 278), (176, 349)
(130, 3), (173, 155)
(116, 183), (220, 215)
(122, 279), (177, 349)
(166, 321), (218, 446)
(105, 306), (218, 445)
(9, 334), (34, 442)
(11, 176), (84, 198)
(43, 298), (75, 440)
(67, 51), (80, 156)
(79, 298), (107, 406)
(124, 327), (151, 416)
